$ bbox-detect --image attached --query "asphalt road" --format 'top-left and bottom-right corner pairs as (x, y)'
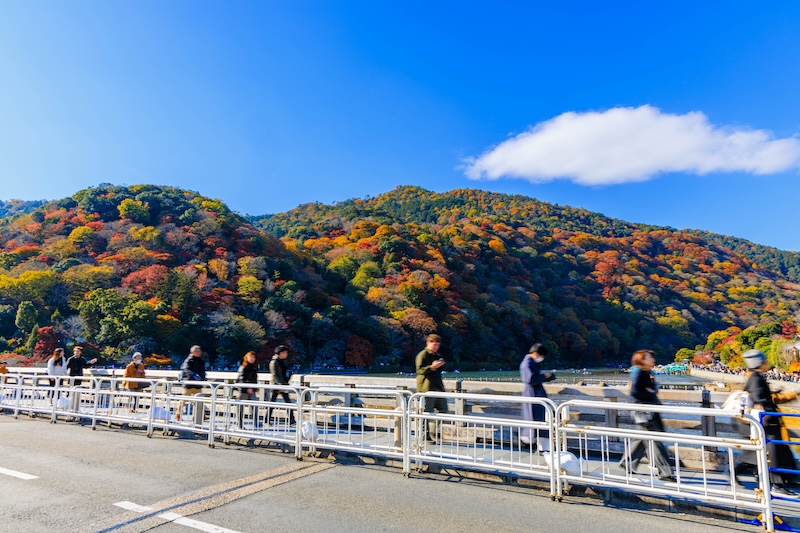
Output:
(0, 414), (758, 533)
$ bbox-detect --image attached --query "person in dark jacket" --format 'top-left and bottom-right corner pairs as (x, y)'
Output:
(415, 334), (447, 443)
(737, 349), (798, 495)
(269, 345), (295, 425)
(66, 346), (97, 413)
(236, 351), (259, 427)
(178, 345), (206, 424)
(520, 343), (556, 450)
(618, 349), (674, 481)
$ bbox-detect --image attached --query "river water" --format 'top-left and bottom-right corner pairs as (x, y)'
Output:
(370, 368), (711, 387)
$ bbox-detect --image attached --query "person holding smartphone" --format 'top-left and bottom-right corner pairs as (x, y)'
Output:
(520, 343), (556, 450)
(415, 334), (447, 443)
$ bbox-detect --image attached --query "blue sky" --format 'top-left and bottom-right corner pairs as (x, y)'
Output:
(1, 2), (799, 249)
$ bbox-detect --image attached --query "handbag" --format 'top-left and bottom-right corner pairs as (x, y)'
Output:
(632, 410), (653, 424)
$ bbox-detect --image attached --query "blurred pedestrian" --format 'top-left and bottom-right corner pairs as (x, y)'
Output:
(619, 349), (674, 481)
(735, 349), (798, 495)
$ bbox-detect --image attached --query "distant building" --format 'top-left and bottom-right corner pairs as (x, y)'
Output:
(782, 342), (800, 363)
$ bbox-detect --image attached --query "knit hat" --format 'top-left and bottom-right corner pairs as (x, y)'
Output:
(132, 352), (142, 360)
(274, 345), (288, 354)
(742, 349), (767, 370)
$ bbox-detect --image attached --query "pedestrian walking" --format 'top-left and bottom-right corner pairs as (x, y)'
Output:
(734, 349), (798, 495)
(123, 352), (146, 412)
(520, 343), (556, 450)
(47, 348), (67, 401)
(65, 346), (97, 413)
(178, 345), (206, 424)
(619, 349), (674, 481)
(415, 334), (447, 443)
(237, 351), (259, 427)
(269, 346), (295, 425)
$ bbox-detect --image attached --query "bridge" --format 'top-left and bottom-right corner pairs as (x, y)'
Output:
(1, 369), (798, 532)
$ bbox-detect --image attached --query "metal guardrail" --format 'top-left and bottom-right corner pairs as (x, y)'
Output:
(300, 387), (408, 461)
(0, 373), (793, 531)
(407, 391), (557, 495)
(554, 400), (775, 530)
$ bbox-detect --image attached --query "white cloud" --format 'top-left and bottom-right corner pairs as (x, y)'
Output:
(464, 105), (800, 185)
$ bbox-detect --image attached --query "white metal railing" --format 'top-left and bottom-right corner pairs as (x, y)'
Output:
(554, 400), (777, 530)
(407, 392), (557, 495)
(207, 382), (302, 455)
(0, 373), (791, 530)
(299, 387), (409, 461)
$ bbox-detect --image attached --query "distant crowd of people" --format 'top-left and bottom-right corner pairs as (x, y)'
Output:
(33, 343), (297, 427)
(693, 362), (800, 383)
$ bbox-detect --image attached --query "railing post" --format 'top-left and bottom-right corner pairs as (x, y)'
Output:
(344, 383), (355, 407)
(701, 389), (716, 437)
(454, 379), (465, 417)
(604, 396), (618, 442)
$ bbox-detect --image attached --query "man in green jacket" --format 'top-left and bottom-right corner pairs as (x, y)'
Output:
(415, 334), (447, 443)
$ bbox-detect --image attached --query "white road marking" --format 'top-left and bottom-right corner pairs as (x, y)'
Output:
(113, 501), (153, 513)
(0, 466), (38, 480)
(113, 502), (242, 533)
(159, 512), (242, 533)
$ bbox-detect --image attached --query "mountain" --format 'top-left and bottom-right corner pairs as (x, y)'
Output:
(0, 185), (333, 367)
(687, 230), (800, 282)
(253, 186), (800, 366)
(0, 184), (798, 370)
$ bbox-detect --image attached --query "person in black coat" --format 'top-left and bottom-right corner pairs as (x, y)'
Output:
(236, 351), (259, 427)
(618, 349), (674, 481)
(737, 349), (798, 495)
(65, 346), (97, 413)
(177, 345), (206, 424)
(269, 345), (295, 425)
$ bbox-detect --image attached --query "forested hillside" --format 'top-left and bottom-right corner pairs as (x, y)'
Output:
(254, 186), (800, 366)
(0, 184), (798, 370)
(687, 230), (800, 282)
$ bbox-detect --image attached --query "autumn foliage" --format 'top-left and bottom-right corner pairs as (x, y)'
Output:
(0, 184), (799, 371)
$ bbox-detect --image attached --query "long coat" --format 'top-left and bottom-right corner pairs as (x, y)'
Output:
(520, 355), (554, 438)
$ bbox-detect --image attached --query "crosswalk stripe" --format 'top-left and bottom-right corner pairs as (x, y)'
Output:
(0, 466), (38, 480)
(158, 512), (242, 533)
